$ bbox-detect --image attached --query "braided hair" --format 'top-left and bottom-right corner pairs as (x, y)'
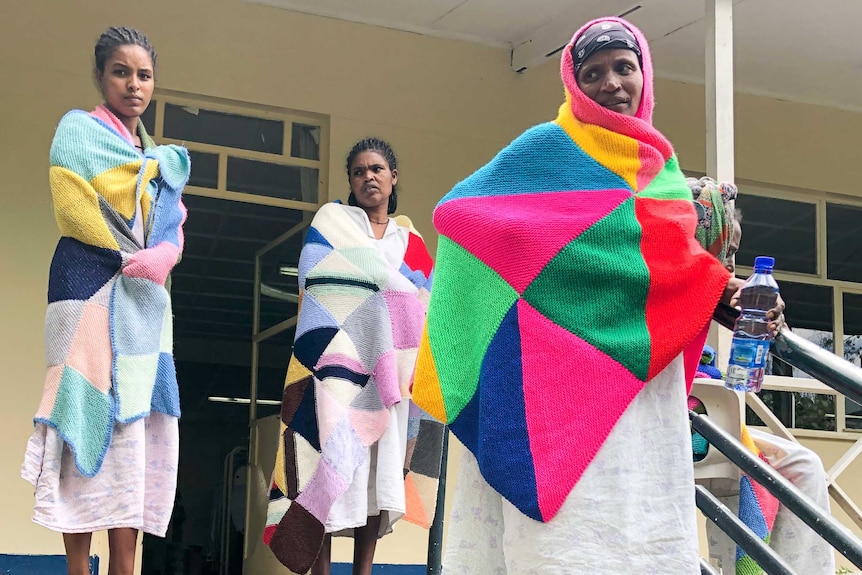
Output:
(94, 26), (157, 73)
(346, 138), (399, 214)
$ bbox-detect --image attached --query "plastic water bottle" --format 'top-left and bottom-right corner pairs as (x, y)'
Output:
(725, 256), (780, 393)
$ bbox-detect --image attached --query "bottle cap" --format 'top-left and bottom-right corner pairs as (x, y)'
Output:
(753, 256), (775, 271)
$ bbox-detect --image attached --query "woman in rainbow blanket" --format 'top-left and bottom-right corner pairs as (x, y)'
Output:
(411, 17), (782, 574)
(20, 27), (190, 575)
(263, 138), (444, 575)
(689, 179), (835, 575)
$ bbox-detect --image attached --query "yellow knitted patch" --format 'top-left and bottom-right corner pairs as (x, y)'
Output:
(273, 421), (288, 493)
(50, 166), (121, 251)
(740, 424), (760, 455)
(140, 189), (152, 230)
(412, 325), (447, 422)
(89, 161), (140, 219)
(554, 96), (641, 191)
(285, 354), (312, 387)
(90, 159), (158, 220)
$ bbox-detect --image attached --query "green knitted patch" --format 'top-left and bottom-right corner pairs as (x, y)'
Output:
(51, 365), (112, 474)
(427, 236), (519, 420)
(638, 155), (689, 201)
(523, 197), (651, 380)
(735, 553), (763, 575)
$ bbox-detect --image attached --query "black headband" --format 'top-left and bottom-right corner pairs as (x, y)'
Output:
(572, 21), (642, 73)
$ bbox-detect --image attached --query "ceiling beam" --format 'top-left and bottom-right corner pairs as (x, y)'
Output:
(510, 0), (637, 72)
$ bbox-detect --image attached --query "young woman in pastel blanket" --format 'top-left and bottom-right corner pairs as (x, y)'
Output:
(21, 27), (190, 575)
(264, 138), (443, 575)
(411, 17), (781, 574)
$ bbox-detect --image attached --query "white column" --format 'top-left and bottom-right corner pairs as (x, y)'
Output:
(705, 0), (735, 183)
(705, 0), (736, 367)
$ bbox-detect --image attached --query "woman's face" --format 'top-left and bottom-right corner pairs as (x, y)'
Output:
(349, 150), (397, 211)
(96, 44), (155, 126)
(725, 219), (742, 274)
(576, 48), (643, 117)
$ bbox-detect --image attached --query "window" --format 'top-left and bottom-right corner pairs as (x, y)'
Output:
(142, 92), (327, 210)
(736, 195), (816, 275)
(734, 184), (862, 432)
(828, 203), (862, 283)
(144, 91), (329, 418)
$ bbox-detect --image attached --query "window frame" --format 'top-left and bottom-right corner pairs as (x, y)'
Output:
(732, 180), (862, 433)
(148, 88), (330, 211)
(685, 173), (862, 433)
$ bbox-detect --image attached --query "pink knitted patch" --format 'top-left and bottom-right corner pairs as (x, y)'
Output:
(382, 291), (426, 349)
(636, 140), (668, 192)
(518, 299), (646, 521)
(65, 302), (113, 394)
(123, 241), (180, 286)
(435, 190), (629, 293)
(684, 324), (711, 393)
(35, 366), (64, 419)
(294, 459), (348, 523)
(372, 349), (403, 408)
(314, 383), (347, 446)
(349, 407), (391, 447)
(90, 105), (135, 145)
(316, 353), (366, 375)
(749, 466), (781, 530)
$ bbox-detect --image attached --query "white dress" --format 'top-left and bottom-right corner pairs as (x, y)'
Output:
(21, 198), (180, 536)
(325, 205), (411, 538)
(442, 354), (701, 574)
(706, 429), (836, 575)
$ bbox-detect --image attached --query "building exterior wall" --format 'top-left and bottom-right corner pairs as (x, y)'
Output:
(2, 0), (860, 572)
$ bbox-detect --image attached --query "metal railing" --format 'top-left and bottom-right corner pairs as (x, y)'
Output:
(425, 304), (862, 574)
(694, 304), (862, 574)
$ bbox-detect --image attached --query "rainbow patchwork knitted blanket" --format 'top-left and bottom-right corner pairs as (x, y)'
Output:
(412, 17), (731, 523)
(265, 203), (443, 573)
(736, 427), (781, 575)
(33, 108), (190, 477)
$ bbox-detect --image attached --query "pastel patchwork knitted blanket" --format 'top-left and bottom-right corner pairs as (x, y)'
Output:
(412, 17), (732, 523)
(264, 203), (443, 573)
(33, 107), (190, 477)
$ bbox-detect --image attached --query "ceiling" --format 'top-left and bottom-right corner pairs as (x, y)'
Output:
(246, 0), (862, 112)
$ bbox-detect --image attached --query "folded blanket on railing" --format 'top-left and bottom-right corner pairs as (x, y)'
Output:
(264, 203), (443, 573)
(33, 108), (190, 477)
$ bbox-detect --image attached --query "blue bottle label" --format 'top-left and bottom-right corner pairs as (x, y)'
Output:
(729, 338), (770, 368)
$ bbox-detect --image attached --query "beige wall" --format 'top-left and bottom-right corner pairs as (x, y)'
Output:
(2, 0), (862, 570)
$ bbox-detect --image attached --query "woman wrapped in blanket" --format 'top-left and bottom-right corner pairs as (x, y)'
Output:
(20, 27), (190, 575)
(411, 18), (780, 574)
(263, 138), (444, 575)
(689, 178), (832, 575)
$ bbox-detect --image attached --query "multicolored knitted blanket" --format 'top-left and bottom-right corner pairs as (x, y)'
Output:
(736, 427), (781, 575)
(412, 17), (731, 523)
(264, 203), (443, 573)
(33, 107), (190, 477)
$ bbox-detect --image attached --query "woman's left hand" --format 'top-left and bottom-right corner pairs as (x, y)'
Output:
(728, 283), (787, 338)
(765, 294), (787, 337)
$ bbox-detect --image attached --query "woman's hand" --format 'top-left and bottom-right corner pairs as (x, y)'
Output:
(765, 294), (787, 337)
(721, 276), (745, 306)
(723, 276), (787, 337)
